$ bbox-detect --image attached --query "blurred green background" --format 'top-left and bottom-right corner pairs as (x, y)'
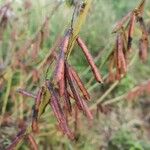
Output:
(0, 0), (150, 149)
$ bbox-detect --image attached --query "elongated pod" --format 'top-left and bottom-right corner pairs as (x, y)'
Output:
(70, 67), (90, 100)
(76, 37), (103, 83)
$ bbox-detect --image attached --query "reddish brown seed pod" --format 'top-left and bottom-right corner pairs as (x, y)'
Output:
(61, 29), (72, 54)
(32, 118), (39, 133)
(17, 88), (37, 99)
(127, 13), (136, 50)
(120, 55), (127, 74)
(76, 37), (103, 83)
(28, 134), (38, 150)
(32, 87), (44, 132)
(50, 96), (64, 125)
(116, 34), (123, 69)
(64, 90), (72, 114)
(54, 48), (65, 83)
(6, 129), (26, 150)
(66, 63), (92, 120)
(138, 17), (148, 62)
(81, 99), (93, 120)
(58, 74), (65, 97)
(70, 67), (90, 100)
(116, 34), (127, 74)
(47, 81), (74, 140)
(108, 55), (115, 82)
(54, 29), (71, 83)
(139, 38), (148, 62)
(50, 95), (74, 139)
(64, 78), (72, 114)
(65, 63), (84, 110)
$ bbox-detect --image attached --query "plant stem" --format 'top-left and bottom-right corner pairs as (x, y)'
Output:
(0, 68), (12, 126)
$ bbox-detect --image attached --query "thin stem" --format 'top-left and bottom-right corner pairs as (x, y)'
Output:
(90, 80), (119, 110)
(0, 68), (12, 126)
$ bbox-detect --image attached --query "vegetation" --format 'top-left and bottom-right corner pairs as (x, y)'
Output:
(0, 0), (150, 149)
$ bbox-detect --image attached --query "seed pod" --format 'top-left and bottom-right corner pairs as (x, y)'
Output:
(138, 17), (148, 62)
(127, 13), (136, 50)
(61, 29), (72, 54)
(17, 88), (37, 99)
(47, 81), (74, 139)
(65, 63), (92, 119)
(122, 30), (128, 57)
(115, 70), (121, 80)
(65, 63), (84, 110)
(70, 67), (90, 100)
(54, 47), (65, 83)
(64, 78), (72, 114)
(32, 110), (39, 133)
(120, 55), (127, 74)
(54, 29), (71, 82)
(32, 87), (44, 132)
(116, 34), (127, 74)
(108, 55), (115, 82)
(28, 134), (38, 150)
(139, 38), (148, 62)
(50, 95), (65, 124)
(116, 34), (123, 69)
(6, 129), (26, 150)
(81, 99), (93, 120)
(58, 74), (65, 96)
(76, 37), (103, 83)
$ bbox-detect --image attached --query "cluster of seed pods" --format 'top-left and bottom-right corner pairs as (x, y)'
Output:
(44, 28), (103, 139)
(7, 28), (103, 149)
(109, 0), (149, 81)
(6, 0), (149, 149)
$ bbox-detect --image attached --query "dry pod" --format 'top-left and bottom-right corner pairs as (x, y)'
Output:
(32, 87), (44, 132)
(76, 36), (103, 83)
(70, 66), (90, 100)
(65, 63), (84, 110)
(47, 81), (74, 140)
(6, 129), (26, 150)
(138, 17), (149, 62)
(17, 88), (36, 99)
(65, 63), (93, 120)
(54, 45), (65, 83)
(27, 134), (38, 150)
(139, 38), (148, 62)
(64, 78), (72, 114)
(127, 13), (136, 51)
(54, 29), (72, 95)
(116, 33), (127, 74)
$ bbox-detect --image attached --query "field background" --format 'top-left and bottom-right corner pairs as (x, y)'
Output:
(0, 0), (150, 149)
